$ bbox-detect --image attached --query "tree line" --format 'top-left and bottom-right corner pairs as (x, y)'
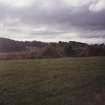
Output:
(0, 38), (105, 59)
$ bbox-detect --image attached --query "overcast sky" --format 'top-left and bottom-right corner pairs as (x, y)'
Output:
(0, 0), (105, 43)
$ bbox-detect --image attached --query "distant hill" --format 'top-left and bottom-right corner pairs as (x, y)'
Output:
(0, 37), (105, 59)
(0, 38), (25, 52)
(0, 37), (48, 52)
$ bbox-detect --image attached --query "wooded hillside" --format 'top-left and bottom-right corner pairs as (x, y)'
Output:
(0, 37), (105, 59)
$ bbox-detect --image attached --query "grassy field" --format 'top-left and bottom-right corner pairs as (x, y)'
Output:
(0, 57), (105, 105)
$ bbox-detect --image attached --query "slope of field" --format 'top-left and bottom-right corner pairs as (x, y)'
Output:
(0, 57), (105, 105)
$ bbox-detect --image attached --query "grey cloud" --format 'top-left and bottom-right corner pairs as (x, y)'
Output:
(0, 0), (105, 42)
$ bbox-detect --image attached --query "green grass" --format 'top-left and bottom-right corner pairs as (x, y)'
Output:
(0, 57), (105, 105)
